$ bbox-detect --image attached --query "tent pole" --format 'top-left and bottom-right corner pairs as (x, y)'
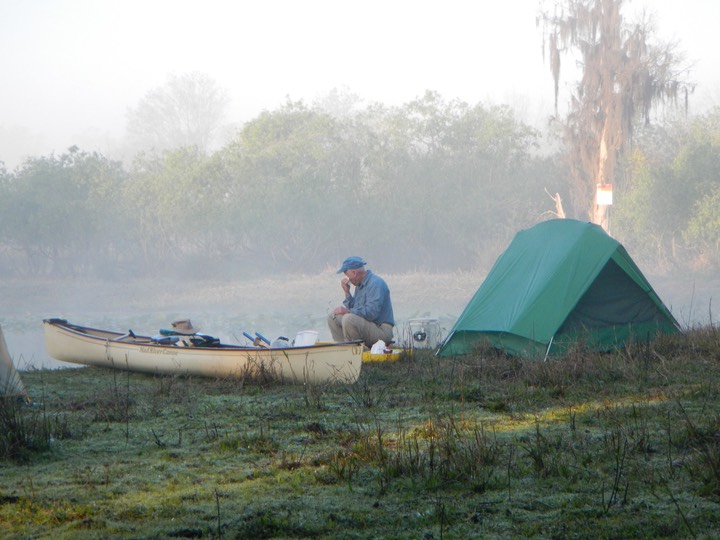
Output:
(543, 335), (554, 362)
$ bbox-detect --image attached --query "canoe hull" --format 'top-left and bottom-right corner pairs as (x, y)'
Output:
(43, 319), (362, 384)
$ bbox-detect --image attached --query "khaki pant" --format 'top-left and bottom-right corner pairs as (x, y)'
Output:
(327, 313), (393, 348)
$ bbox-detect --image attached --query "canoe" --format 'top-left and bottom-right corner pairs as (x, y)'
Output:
(43, 319), (363, 384)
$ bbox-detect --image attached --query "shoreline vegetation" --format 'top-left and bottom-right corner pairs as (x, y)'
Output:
(2, 326), (720, 538)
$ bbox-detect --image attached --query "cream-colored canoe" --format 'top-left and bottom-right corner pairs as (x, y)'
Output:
(43, 319), (362, 384)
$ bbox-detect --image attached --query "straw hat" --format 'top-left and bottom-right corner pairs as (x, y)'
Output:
(171, 319), (199, 334)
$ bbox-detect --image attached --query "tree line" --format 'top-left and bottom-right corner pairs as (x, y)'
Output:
(1, 92), (719, 279)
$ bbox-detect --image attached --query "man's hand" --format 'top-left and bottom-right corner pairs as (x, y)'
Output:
(341, 277), (351, 296)
(334, 306), (349, 316)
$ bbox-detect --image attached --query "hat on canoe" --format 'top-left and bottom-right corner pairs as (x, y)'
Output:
(171, 319), (199, 334)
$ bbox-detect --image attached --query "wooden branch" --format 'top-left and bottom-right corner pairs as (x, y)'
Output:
(544, 188), (566, 219)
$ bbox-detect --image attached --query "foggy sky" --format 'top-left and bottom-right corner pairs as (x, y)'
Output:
(1, 0), (718, 170)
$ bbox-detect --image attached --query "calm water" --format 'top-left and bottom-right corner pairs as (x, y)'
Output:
(2, 272), (716, 372)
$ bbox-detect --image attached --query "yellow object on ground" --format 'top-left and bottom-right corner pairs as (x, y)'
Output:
(362, 349), (403, 363)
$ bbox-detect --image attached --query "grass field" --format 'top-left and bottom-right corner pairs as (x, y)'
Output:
(2, 326), (720, 539)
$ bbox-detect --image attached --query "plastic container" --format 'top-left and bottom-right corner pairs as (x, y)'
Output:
(405, 318), (441, 349)
(294, 330), (319, 347)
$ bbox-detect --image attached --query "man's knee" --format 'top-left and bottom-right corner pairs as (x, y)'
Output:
(328, 313), (346, 341)
(341, 313), (362, 337)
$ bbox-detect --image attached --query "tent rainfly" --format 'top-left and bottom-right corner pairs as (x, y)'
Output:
(0, 324), (30, 402)
(437, 219), (681, 358)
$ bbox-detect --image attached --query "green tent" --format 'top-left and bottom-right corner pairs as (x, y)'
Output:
(437, 219), (681, 358)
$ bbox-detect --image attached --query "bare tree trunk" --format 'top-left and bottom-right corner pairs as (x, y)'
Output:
(539, 0), (690, 235)
(593, 121), (611, 232)
(594, 203), (610, 232)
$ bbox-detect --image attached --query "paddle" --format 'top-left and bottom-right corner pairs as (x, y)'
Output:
(242, 331), (268, 348)
(242, 331), (289, 348)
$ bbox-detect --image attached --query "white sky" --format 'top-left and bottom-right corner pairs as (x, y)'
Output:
(1, 0), (718, 169)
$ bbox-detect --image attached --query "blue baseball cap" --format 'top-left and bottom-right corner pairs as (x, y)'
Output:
(337, 256), (367, 274)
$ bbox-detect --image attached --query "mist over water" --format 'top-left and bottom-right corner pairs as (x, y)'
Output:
(0, 272), (466, 370)
(2, 269), (717, 371)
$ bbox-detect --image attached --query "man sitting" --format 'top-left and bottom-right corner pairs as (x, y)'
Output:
(327, 256), (394, 348)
